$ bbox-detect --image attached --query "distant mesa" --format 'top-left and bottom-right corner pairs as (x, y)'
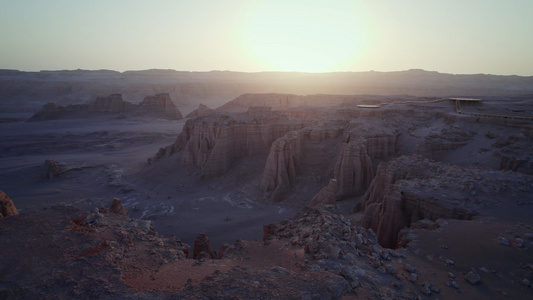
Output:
(138, 93), (183, 119)
(28, 93), (183, 121)
(186, 103), (214, 118)
(43, 159), (68, 179)
(109, 198), (129, 217)
(90, 93), (133, 112)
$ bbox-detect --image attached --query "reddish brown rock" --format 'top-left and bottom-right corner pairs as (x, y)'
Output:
(0, 190), (18, 218)
(310, 179), (338, 207)
(193, 233), (217, 259)
(263, 223), (280, 241)
(43, 159), (67, 179)
(109, 198), (129, 217)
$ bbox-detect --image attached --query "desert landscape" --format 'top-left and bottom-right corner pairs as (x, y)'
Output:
(0, 69), (532, 299)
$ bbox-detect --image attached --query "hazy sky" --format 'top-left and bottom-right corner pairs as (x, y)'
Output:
(1, 0), (532, 75)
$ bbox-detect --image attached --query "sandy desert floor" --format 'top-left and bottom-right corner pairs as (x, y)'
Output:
(0, 113), (299, 247)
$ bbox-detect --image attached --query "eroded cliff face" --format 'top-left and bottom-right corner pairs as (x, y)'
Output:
(153, 110), (308, 178)
(90, 94), (132, 112)
(260, 119), (398, 202)
(354, 155), (533, 248)
(260, 125), (344, 202)
(334, 127), (398, 198)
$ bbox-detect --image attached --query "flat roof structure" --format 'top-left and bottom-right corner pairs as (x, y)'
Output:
(356, 104), (381, 108)
(448, 98), (482, 102)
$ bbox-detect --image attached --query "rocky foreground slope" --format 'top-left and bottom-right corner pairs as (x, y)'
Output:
(2, 191), (532, 299)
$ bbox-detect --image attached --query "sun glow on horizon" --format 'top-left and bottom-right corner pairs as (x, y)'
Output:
(242, 1), (372, 72)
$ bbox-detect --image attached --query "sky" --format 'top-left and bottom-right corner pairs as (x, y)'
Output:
(1, 0), (532, 75)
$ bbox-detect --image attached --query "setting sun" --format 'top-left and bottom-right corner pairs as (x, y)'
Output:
(243, 1), (370, 72)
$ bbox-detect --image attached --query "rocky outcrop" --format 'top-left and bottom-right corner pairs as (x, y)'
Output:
(0, 190), (18, 218)
(89, 94), (132, 112)
(193, 233), (217, 259)
(260, 124), (344, 202)
(334, 128), (398, 198)
(185, 103), (214, 118)
(414, 127), (474, 160)
(109, 198), (129, 216)
(43, 159), (68, 179)
(27, 102), (90, 121)
(260, 121), (395, 202)
(310, 179), (337, 207)
(153, 111), (307, 177)
(353, 155), (532, 248)
(28, 93), (183, 121)
(492, 134), (533, 175)
(260, 131), (303, 201)
(264, 206), (380, 260)
(138, 93), (183, 120)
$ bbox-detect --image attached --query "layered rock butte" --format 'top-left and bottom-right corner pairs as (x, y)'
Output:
(28, 93), (183, 121)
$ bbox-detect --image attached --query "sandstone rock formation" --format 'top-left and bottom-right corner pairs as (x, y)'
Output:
(260, 124), (344, 201)
(27, 102), (89, 121)
(138, 93), (183, 120)
(28, 93), (183, 121)
(260, 131), (303, 201)
(193, 233), (217, 259)
(0, 190), (18, 218)
(151, 110), (308, 177)
(109, 198), (129, 216)
(186, 103), (214, 118)
(333, 126), (397, 198)
(310, 179), (337, 207)
(89, 93), (132, 112)
(354, 155), (533, 248)
(43, 159), (67, 179)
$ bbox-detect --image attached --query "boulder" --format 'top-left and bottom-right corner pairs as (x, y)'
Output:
(109, 198), (129, 217)
(0, 190), (18, 218)
(43, 159), (67, 179)
(193, 233), (217, 259)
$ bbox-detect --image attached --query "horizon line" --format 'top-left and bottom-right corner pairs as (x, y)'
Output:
(1, 68), (532, 77)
